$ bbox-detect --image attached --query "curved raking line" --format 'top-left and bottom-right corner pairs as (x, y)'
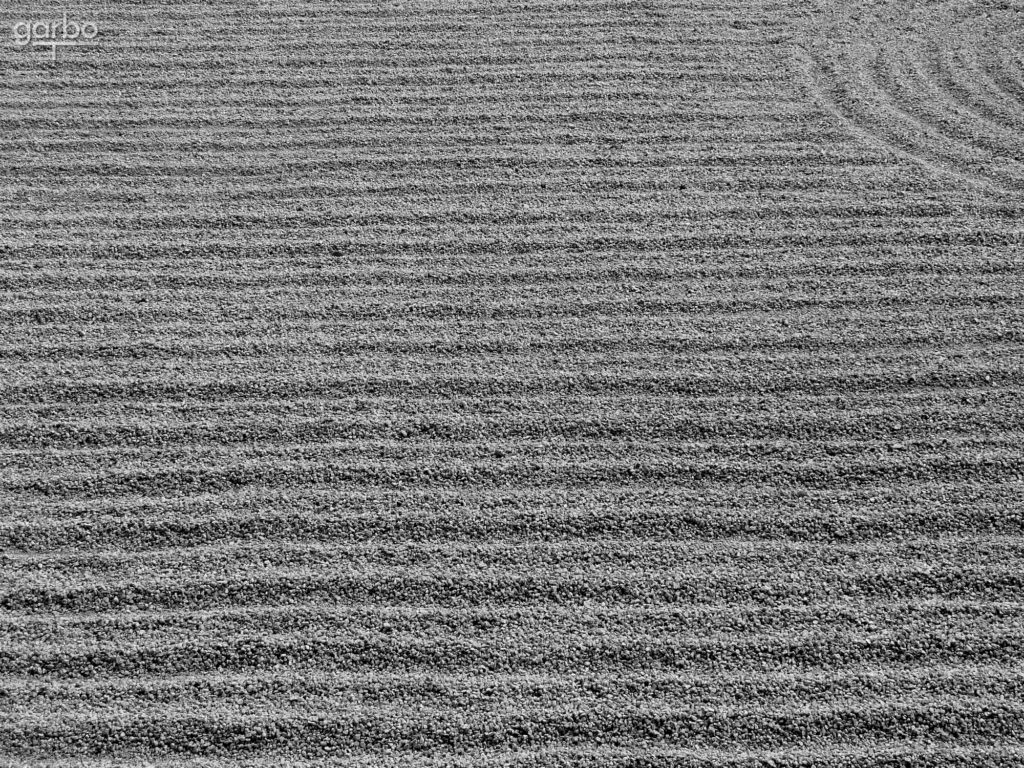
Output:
(793, 0), (1024, 194)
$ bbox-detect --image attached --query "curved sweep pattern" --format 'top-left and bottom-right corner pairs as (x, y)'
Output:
(795, 0), (1024, 193)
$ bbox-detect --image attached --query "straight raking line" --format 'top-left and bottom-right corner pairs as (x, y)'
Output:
(31, 40), (87, 61)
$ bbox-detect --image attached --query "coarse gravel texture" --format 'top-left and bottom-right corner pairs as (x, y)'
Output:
(1, 0), (1023, 766)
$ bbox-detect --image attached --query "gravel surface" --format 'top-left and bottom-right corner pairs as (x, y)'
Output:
(1, 0), (1023, 765)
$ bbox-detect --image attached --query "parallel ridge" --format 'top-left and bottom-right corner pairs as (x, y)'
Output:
(2, 0), (1024, 765)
